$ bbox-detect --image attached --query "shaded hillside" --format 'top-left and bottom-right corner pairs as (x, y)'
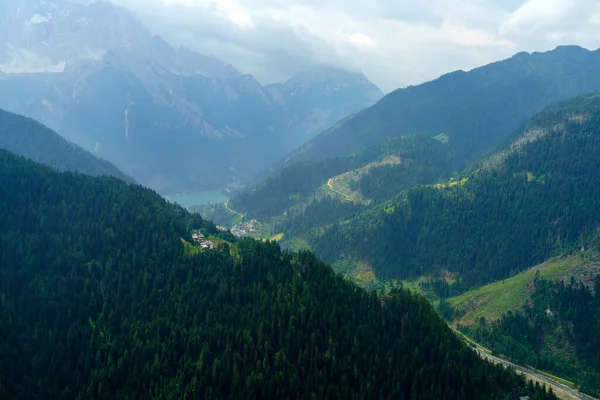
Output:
(0, 109), (132, 182)
(286, 46), (600, 168)
(311, 94), (600, 295)
(231, 133), (458, 220)
(0, 150), (555, 400)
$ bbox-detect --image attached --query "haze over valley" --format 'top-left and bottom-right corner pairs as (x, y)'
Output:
(0, 0), (383, 193)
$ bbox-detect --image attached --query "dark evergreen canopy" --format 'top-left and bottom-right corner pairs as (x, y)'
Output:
(0, 150), (555, 399)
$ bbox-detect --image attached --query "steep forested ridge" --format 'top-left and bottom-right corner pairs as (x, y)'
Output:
(232, 133), (458, 221)
(0, 150), (556, 399)
(312, 94), (600, 294)
(0, 109), (133, 182)
(287, 46), (600, 165)
(231, 156), (365, 219)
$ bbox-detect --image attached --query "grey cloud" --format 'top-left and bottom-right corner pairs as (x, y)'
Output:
(110, 0), (600, 92)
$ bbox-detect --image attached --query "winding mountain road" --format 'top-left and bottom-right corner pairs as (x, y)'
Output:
(224, 200), (244, 219)
(327, 178), (351, 200)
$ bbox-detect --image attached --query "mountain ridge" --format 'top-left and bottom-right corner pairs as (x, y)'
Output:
(283, 45), (600, 166)
(0, 108), (133, 181)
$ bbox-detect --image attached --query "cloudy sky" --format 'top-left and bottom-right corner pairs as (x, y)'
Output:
(111, 0), (600, 92)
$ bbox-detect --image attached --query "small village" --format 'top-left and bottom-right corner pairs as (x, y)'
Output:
(231, 219), (262, 238)
(191, 232), (214, 250)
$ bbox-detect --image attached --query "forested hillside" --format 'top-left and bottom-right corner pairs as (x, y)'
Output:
(0, 109), (132, 181)
(231, 133), (458, 220)
(311, 94), (600, 295)
(0, 150), (556, 399)
(231, 156), (365, 219)
(232, 47), (600, 253)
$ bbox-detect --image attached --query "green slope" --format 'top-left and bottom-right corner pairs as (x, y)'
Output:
(235, 46), (600, 272)
(449, 253), (595, 326)
(234, 46), (600, 259)
(309, 94), (600, 295)
(0, 109), (133, 182)
(0, 150), (557, 400)
(455, 254), (600, 397)
(232, 132), (458, 231)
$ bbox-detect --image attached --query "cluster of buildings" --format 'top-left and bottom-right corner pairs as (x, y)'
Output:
(231, 219), (261, 237)
(191, 232), (214, 250)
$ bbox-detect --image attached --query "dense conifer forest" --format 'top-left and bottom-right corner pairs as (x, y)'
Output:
(0, 150), (558, 399)
(311, 95), (600, 295)
(231, 156), (365, 219)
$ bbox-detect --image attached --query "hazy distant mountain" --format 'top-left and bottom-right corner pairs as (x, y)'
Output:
(266, 67), (383, 141)
(0, 0), (239, 78)
(285, 46), (600, 166)
(0, 108), (132, 181)
(0, 0), (383, 193)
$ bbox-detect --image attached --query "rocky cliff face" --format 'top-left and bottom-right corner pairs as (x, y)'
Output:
(0, 0), (239, 77)
(0, 0), (383, 193)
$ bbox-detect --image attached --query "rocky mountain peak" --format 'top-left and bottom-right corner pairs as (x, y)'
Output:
(0, 0), (240, 78)
(279, 67), (384, 104)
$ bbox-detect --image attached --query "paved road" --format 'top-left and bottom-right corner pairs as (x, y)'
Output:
(476, 346), (595, 400)
(452, 328), (596, 400)
(224, 200), (244, 218)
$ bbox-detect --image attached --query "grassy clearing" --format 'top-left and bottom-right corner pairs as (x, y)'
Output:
(434, 133), (449, 144)
(331, 259), (392, 292)
(181, 237), (202, 256)
(327, 178), (353, 201)
(449, 254), (583, 326)
(433, 177), (468, 189)
(333, 259), (377, 285)
(326, 156), (403, 204)
(281, 235), (311, 252)
(400, 276), (432, 297)
(333, 260), (436, 295)
(182, 236), (239, 258)
(270, 233), (284, 241)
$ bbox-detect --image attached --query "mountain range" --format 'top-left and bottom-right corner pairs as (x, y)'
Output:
(312, 94), (600, 289)
(230, 46), (600, 297)
(284, 45), (600, 166)
(0, 0), (383, 193)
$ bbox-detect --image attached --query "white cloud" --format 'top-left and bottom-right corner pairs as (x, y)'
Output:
(28, 13), (52, 24)
(346, 33), (377, 50)
(500, 0), (576, 35)
(109, 0), (600, 92)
